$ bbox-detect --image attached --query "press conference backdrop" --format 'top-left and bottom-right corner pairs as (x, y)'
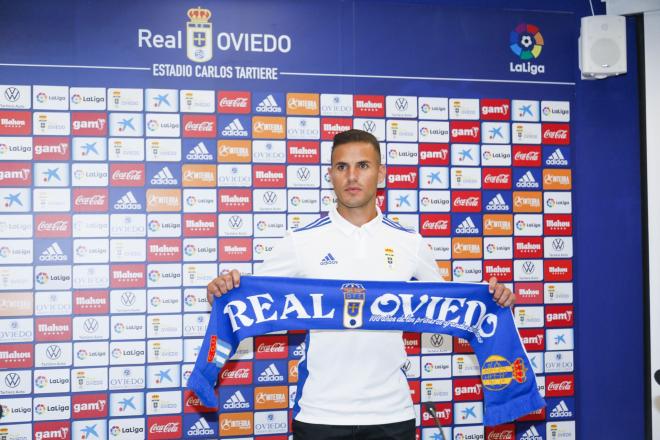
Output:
(0, 1), (577, 439)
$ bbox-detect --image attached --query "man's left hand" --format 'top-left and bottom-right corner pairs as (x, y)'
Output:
(488, 277), (515, 308)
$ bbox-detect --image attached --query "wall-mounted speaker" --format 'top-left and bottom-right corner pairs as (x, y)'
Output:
(579, 15), (627, 79)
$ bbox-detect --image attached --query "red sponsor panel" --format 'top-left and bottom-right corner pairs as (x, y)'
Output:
(544, 214), (573, 235)
(253, 165), (286, 188)
(33, 421), (71, 440)
(73, 290), (109, 314)
(321, 117), (353, 140)
(545, 374), (575, 397)
(375, 190), (386, 212)
(482, 168), (512, 190)
(0, 343), (33, 368)
(220, 361), (253, 385)
(452, 191), (481, 212)
(33, 137), (71, 160)
(453, 378), (484, 401)
(512, 145), (542, 167)
(71, 112), (107, 136)
(219, 238), (252, 261)
(420, 214), (451, 237)
(387, 166), (418, 189)
(255, 335), (288, 359)
(483, 260), (513, 282)
(183, 114), (216, 137)
(287, 141), (320, 163)
(35, 214), (72, 238)
(0, 110), (31, 134)
(110, 163), (145, 187)
(421, 402), (452, 426)
(218, 189), (252, 212)
(485, 424), (515, 440)
(519, 329), (545, 351)
(353, 95), (385, 117)
(419, 143), (449, 165)
(72, 393), (108, 419)
(518, 406), (546, 422)
(480, 99), (511, 120)
(450, 121), (480, 142)
(0, 162), (31, 186)
(544, 259), (573, 281)
(545, 305), (574, 327)
(408, 380), (420, 404)
(183, 389), (217, 413)
(453, 337), (473, 354)
(73, 188), (109, 212)
(514, 283), (544, 304)
(35, 317), (72, 341)
(217, 91), (251, 114)
(514, 237), (543, 259)
(403, 333), (421, 355)
(148, 415), (182, 439)
(542, 123), (570, 145)
(147, 238), (183, 262)
(110, 264), (146, 288)
(183, 213), (218, 237)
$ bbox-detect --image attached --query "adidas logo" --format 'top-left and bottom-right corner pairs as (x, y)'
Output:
(516, 171), (539, 188)
(39, 242), (67, 262)
(223, 390), (250, 410)
(319, 252), (338, 265)
(255, 94), (282, 113)
(187, 417), (215, 436)
(455, 217), (479, 234)
(150, 166), (178, 185)
(221, 118), (248, 137)
(546, 148), (568, 166)
(485, 193), (509, 211)
(549, 400), (573, 418)
(186, 141), (213, 161)
(114, 191), (142, 210)
(257, 363), (284, 382)
(521, 425), (542, 440)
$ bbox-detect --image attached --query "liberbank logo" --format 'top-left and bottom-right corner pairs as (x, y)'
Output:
(509, 23), (545, 75)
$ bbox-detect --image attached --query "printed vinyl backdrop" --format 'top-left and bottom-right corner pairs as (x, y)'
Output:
(0, 2), (576, 439)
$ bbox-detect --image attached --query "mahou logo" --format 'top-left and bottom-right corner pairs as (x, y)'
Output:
(255, 336), (288, 359)
(253, 165), (286, 187)
(218, 189), (252, 212)
(183, 114), (216, 137)
(148, 238), (182, 262)
(110, 164), (145, 186)
(110, 264), (146, 288)
(321, 117), (352, 140)
(184, 213), (218, 237)
(545, 259), (572, 281)
(73, 291), (109, 314)
(35, 317), (72, 341)
(420, 214), (451, 237)
(35, 214), (71, 238)
(73, 189), (108, 212)
(544, 214), (572, 235)
(287, 141), (319, 163)
(217, 91), (251, 114)
(542, 123), (570, 145)
(403, 333), (420, 355)
(353, 95), (385, 117)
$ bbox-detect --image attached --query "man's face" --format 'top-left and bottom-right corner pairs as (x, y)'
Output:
(329, 141), (385, 210)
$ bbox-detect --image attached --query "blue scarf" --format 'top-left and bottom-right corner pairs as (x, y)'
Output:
(188, 275), (545, 427)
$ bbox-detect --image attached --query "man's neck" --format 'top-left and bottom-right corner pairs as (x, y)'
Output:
(336, 203), (378, 227)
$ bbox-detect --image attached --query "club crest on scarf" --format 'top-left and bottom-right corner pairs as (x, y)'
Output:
(480, 354), (528, 390)
(342, 282), (366, 328)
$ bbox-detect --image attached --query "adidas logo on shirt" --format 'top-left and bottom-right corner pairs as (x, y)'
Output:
(223, 390), (250, 409)
(114, 191), (142, 210)
(256, 94), (282, 113)
(221, 118), (248, 137)
(455, 217), (479, 234)
(549, 400), (573, 418)
(39, 242), (67, 262)
(516, 170), (539, 188)
(186, 141), (213, 161)
(187, 416), (215, 436)
(546, 148), (568, 166)
(320, 252), (338, 265)
(485, 193), (510, 211)
(257, 363), (284, 382)
(151, 166), (178, 185)
(520, 425), (542, 440)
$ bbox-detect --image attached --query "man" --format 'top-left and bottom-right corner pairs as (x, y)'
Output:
(207, 129), (514, 440)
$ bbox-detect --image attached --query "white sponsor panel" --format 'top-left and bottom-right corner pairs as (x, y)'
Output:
(0, 85), (31, 109)
(109, 112), (143, 137)
(546, 328), (574, 351)
(388, 189), (418, 212)
(32, 395), (71, 421)
(146, 138), (182, 161)
(74, 214), (110, 238)
(108, 365), (145, 390)
(483, 236), (513, 259)
(0, 214), (32, 238)
(183, 188), (216, 213)
(111, 314), (146, 341)
(33, 162), (69, 187)
(110, 213), (145, 238)
(320, 94), (353, 116)
(320, 189), (337, 211)
(544, 236), (573, 258)
(72, 264), (110, 289)
(528, 352), (544, 374)
(0, 370), (32, 395)
(145, 113), (180, 137)
(544, 191), (572, 214)
(452, 260), (482, 282)
(287, 189), (319, 213)
(183, 338), (202, 363)
(34, 291), (71, 316)
(253, 238), (279, 261)
(0, 318), (33, 343)
(419, 167), (449, 189)
(514, 306), (545, 328)
(252, 140), (286, 163)
(514, 259), (544, 281)
(386, 143), (419, 165)
(450, 167), (481, 189)
(253, 410), (288, 435)
(419, 190), (451, 212)
(544, 282), (573, 304)
(109, 391), (145, 417)
(0, 239), (32, 264)
(0, 188), (30, 213)
(454, 401), (483, 425)
(423, 238), (451, 260)
(287, 165), (320, 188)
(421, 379), (452, 402)
(541, 100), (570, 122)
(386, 96), (417, 118)
(70, 87), (106, 110)
(110, 290), (147, 314)
(217, 164), (252, 187)
(353, 118), (385, 141)
(254, 189), (287, 212)
(148, 338), (183, 363)
(451, 144), (480, 166)
(147, 263), (182, 288)
(183, 313), (209, 338)
(73, 238), (109, 263)
(71, 163), (109, 186)
(33, 111), (70, 135)
(0, 265), (32, 290)
(421, 333), (452, 354)
(481, 122), (510, 144)
(110, 340), (146, 366)
(386, 119), (417, 142)
(147, 213), (181, 238)
(71, 367), (108, 392)
(33, 85), (69, 110)
(73, 137), (107, 161)
(146, 88), (179, 112)
(448, 98), (479, 120)
(418, 97), (449, 120)
(0, 397), (33, 423)
(512, 99), (540, 121)
(107, 88), (143, 111)
(514, 214), (543, 236)
(147, 289), (181, 314)
(320, 141), (333, 164)
(147, 364), (181, 389)
(511, 122), (542, 144)
(183, 288), (211, 313)
(452, 354), (480, 376)
(73, 341), (109, 367)
(546, 421), (575, 439)
(184, 263), (216, 289)
(110, 238), (146, 262)
(544, 350), (574, 373)
(385, 214), (418, 233)
(253, 213), (286, 238)
(420, 355), (452, 379)
(33, 188), (70, 212)
(73, 316), (109, 341)
(148, 314), (182, 339)
(180, 89), (215, 113)
(34, 265), (71, 290)
(418, 120), (449, 142)
(453, 425), (484, 439)
(0, 137), (33, 160)
(403, 356), (420, 378)
(182, 238), (217, 262)
(218, 213), (252, 237)
(286, 117), (320, 140)
(481, 144), (511, 166)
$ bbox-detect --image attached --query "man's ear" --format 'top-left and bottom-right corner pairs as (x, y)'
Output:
(377, 164), (386, 185)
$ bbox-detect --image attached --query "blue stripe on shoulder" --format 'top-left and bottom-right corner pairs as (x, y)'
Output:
(294, 216), (331, 233)
(382, 217), (414, 234)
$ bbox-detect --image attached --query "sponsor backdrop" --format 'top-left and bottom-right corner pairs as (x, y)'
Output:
(0, 1), (582, 439)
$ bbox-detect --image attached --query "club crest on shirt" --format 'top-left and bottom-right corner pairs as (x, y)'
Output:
(342, 282), (366, 329)
(384, 247), (395, 269)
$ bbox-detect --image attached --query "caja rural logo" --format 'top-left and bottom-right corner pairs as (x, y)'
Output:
(509, 23), (545, 75)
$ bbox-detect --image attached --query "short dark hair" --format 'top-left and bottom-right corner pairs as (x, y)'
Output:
(331, 129), (381, 162)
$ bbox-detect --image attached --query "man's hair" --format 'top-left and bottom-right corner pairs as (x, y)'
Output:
(331, 129), (381, 162)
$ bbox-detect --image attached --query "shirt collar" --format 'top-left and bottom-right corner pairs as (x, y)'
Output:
(329, 205), (383, 236)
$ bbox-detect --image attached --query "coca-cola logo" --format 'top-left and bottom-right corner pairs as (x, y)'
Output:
(219, 97), (248, 107)
(257, 343), (286, 353)
(149, 422), (180, 433)
(38, 220), (68, 231)
(185, 121), (213, 131)
(75, 195), (106, 205)
(221, 368), (250, 379)
(544, 129), (568, 139)
(112, 170), (142, 180)
(423, 220), (448, 230)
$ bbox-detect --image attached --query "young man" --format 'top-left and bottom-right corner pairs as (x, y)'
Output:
(207, 129), (515, 440)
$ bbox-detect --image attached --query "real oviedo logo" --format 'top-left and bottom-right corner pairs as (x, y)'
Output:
(509, 23), (545, 75)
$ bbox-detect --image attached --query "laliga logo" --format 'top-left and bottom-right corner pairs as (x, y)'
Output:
(509, 23), (545, 75)
(342, 282), (366, 329)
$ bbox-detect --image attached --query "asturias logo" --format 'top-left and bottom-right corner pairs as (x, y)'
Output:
(509, 23), (545, 75)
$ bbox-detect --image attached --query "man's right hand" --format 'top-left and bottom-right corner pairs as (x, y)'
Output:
(207, 269), (241, 304)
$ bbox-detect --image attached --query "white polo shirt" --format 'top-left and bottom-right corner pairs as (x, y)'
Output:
(255, 206), (443, 425)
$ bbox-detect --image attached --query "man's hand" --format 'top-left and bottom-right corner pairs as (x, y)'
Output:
(488, 276), (515, 308)
(207, 269), (241, 304)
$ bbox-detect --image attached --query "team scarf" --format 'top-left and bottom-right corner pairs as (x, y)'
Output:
(188, 275), (545, 427)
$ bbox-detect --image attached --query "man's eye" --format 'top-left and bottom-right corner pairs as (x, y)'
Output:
(359, 163), (369, 169)
(337, 165), (345, 170)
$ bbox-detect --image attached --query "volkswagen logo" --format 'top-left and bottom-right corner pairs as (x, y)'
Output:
(4, 373), (20, 388)
(4, 87), (20, 102)
(430, 334), (445, 347)
(46, 344), (62, 360)
(522, 261), (536, 274)
(296, 167), (311, 181)
(121, 291), (136, 306)
(362, 120), (376, 133)
(402, 359), (411, 373)
(228, 215), (243, 229)
(83, 318), (99, 333)
(552, 238), (565, 251)
(263, 191), (278, 205)
(395, 97), (409, 112)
